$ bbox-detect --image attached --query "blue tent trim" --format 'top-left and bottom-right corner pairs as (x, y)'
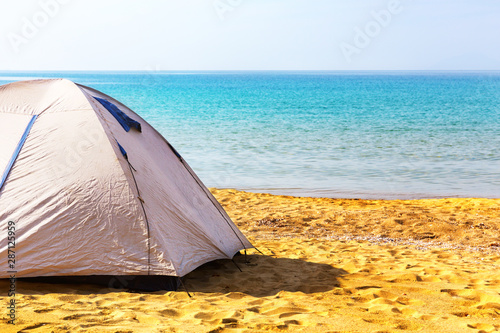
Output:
(0, 115), (38, 192)
(94, 97), (141, 133)
(116, 141), (128, 158)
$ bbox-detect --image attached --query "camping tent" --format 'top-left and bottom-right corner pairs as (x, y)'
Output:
(0, 79), (252, 290)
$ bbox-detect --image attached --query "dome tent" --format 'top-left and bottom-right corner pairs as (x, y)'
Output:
(0, 79), (252, 291)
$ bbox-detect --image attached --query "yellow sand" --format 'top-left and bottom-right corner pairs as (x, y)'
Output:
(1, 189), (499, 332)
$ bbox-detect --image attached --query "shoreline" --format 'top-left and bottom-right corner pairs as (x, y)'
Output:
(212, 188), (500, 250)
(236, 187), (500, 201)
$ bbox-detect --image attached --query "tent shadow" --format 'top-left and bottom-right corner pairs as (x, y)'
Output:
(184, 254), (347, 297)
(0, 255), (346, 297)
(0, 279), (117, 296)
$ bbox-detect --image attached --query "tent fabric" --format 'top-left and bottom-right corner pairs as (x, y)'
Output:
(0, 79), (252, 280)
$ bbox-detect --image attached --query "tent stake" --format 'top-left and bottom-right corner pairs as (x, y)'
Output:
(244, 249), (249, 264)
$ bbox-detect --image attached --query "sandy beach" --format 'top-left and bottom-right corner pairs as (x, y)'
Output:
(1, 188), (499, 332)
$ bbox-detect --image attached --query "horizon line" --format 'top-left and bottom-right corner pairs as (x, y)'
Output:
(1, 69), (500, 73)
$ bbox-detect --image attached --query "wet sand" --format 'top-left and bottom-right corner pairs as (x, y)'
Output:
(1, 189), (499, 332)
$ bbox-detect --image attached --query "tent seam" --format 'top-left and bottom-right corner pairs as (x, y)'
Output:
(76, 85), (154, 275)
(176, 156), (250, 253)
(125, 157), (152, 275)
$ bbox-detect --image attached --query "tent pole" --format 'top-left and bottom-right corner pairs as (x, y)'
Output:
(178, 277), (192, 298)
(232, 259), (243, 272)
(244, 249), (249, 264)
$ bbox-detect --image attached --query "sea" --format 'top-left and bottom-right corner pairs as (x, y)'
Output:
(1, 71), (499, 199)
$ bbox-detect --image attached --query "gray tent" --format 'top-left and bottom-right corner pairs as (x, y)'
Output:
(0, 79), (252, 290)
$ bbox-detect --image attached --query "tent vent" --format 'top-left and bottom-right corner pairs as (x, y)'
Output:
(116, 141), (128, 159)
(94, 97), (142, 133)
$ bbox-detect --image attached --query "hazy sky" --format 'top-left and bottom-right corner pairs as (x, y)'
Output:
(1, 0), (499, 70)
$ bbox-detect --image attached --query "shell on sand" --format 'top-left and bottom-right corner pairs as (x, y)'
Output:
(1, 189), (499, 332)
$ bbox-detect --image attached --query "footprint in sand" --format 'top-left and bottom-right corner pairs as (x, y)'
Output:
(246, 306), (260, 313)
(33, 307), (57, 313)
(194, 312), (215, 320)
(388, 273), (423, 283)
(367, 297), (397, 312)
(363, 317), (422, 330)
(467, 323), (499, 332)
(62, 313), (96, 321)
(247, 299), (266, 306)
(417, 314), (439, 321)
(158, 308), (181, 317)
(16, 323), (50, 331)
(57, 295), (81, 302)
(395, 296), (425, 306)
(442, 288), (495, 306)
(261, 306), (309, 317)
(477, 303), (500, 310)
(278, 312), (305, 318)
(134, 313), (163, 324)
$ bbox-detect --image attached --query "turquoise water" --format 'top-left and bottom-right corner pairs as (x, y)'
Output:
(1, 71), (499, 199)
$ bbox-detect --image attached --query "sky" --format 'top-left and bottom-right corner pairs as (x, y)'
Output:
(1, 0), (500, 71)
